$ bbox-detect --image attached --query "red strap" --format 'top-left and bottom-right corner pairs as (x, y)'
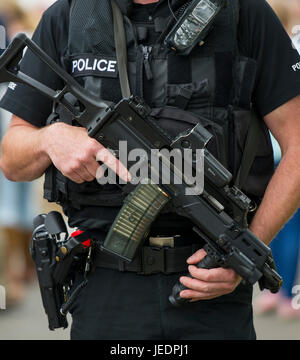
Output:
(71, 230), (91, 248)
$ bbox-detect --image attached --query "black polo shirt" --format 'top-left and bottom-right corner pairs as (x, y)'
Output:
(1, 0), (300, 231)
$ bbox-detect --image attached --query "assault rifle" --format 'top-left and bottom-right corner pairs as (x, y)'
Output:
(0, 34), (282, 307)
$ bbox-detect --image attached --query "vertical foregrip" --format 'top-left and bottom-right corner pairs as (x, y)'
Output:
(169, 252), (220, 307)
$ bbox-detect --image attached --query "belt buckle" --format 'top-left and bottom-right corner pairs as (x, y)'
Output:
(139, 246), (166, 275)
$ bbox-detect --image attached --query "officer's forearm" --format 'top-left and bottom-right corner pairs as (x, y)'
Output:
(249, 146), (300, 245)
(0, 124), (51, 182)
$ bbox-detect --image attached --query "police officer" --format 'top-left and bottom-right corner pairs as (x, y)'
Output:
(1, 0), (300, 340)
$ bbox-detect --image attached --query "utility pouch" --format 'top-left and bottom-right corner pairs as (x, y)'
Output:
(229, 108), (274, 199)
(149, 106), (229, 168)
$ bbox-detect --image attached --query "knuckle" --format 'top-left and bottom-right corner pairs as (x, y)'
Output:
(96, 148), (109, 162)
(199, 271), (210, 282)
(62, 169), (82, 183)
(91, 138), (101, 148)
(91, 139), (103, 153)
(78, 150), (87, 160)
(225, 282), (235, 292)
(89, 140), (99, 152)
(71, 161), (81, 172)
(79, 149), (93, 163)
(63, 161), (80, 176)
(228, 270), (238, 282)
(77, 155), (86, 164)
(201, 283), (210, 293)
(106, 157), (115, 167)
(204, 272), (212, 282)
(188, 266), (195, 277)
(62, 166), (73, 177)
(190, 268), (201, 280)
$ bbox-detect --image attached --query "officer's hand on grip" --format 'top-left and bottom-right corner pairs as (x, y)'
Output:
(179, 249), (242, 301)
(43, 122), (131, 184)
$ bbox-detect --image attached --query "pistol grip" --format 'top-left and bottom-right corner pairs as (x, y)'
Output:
(169, 253), (219, 307)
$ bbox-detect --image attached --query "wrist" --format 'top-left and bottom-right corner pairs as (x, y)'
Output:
(38, 125), (51, 159)
(249, 220), (273, 246)
(39, 122), (64, 158)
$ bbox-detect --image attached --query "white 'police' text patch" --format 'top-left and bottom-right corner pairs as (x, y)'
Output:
(70, 55), (118, 78)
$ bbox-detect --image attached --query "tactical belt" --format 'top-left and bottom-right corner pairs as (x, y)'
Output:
(93, 243), (201, 275)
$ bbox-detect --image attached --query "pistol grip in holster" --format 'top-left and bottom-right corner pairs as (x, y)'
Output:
(31, 227), (68, 330)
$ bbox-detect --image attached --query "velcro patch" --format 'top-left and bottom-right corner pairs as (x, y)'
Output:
(69, 55), (118, 78)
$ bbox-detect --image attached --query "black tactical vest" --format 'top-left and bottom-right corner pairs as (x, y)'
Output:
(44, 0), (274, 210)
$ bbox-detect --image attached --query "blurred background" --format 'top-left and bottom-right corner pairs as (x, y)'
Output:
(0, 0), (300, 340)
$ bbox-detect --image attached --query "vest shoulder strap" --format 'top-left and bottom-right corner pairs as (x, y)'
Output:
(111, 0), (131, 98)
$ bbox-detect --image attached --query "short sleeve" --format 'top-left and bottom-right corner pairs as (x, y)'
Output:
(0, 0), (69, 127)
(238, 0), (300, 116)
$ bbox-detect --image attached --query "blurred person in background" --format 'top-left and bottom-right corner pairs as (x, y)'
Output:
(0, 0), (55, 307)
(288, 0), (300, 53)
(267, 0), (300, 52)
(254, 0), (300, 319)
(0, 12), (8, 286)
(0, 0), (57, 36)
(0, 1), (36, 38)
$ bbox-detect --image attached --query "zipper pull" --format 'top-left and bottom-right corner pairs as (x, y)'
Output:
(143, 46), (153, 81)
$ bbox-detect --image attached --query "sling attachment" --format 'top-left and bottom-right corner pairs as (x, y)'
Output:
(111, 0), (131, 98)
